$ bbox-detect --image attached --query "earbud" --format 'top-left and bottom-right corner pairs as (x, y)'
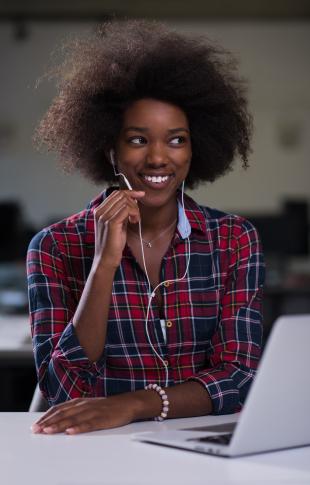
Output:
(109, 149), (133, 190)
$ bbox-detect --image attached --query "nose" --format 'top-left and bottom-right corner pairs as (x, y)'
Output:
(145, 142), (168, 168)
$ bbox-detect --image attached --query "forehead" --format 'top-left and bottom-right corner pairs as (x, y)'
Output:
(122, 98), (189, 128)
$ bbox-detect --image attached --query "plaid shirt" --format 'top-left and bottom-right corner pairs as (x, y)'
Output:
(27, 189), (265, 414)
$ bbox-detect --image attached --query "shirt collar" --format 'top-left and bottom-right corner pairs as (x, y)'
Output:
(176, 191), (207, 239)
(177, 199), (191, 238)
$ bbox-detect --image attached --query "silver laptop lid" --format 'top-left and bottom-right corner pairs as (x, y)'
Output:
(228, 314), (310, 455)
(135, 315), (310, 457)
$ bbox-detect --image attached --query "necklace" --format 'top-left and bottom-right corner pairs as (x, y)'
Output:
(128, 218), (177, 248)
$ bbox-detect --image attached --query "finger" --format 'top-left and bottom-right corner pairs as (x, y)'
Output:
(96, 190), (144, 211)
(123, 190), (145, 198)
(95, 193), (136, 224)
(124, 190), (145, 203)
(34, 398), (85, 424)
(42, 408), (96, 434)
(102, 193), (138, 218)
(98, 191), (142, 219)
(33, 406), (67, 428)
(32, 399), (85, 431)
(95, 194), (126, 220)
(36, 403), (90, 434)
(38, 400), (86, 425)
(100, 200), (141, 226)
(107, 203), (141, 226)
(121, 192), (144, 222)
(94, 194), (124, 222)
(95, 191), (144, 227)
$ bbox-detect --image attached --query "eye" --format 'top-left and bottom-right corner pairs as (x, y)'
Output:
(169, 136), (187, 145)
(128, 136), (147, 145)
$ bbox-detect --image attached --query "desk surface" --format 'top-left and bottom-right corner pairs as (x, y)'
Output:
(1, 413), (310, 485)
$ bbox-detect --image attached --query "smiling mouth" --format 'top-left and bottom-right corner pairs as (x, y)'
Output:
(139, 173), (174, 188)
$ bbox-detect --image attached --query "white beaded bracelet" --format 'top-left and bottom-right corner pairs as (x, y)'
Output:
(145, 383), (170, 421)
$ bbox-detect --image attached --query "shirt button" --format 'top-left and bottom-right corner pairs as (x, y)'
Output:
(166, 320), (173, 328)
(163, 360), (169, 367)
(164, 281), (170, 287)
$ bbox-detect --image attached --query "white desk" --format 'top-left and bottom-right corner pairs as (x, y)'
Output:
(1, 413), (310, 485)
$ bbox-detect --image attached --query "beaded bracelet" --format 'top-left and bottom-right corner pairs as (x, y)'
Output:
(145, 383), (170, 421)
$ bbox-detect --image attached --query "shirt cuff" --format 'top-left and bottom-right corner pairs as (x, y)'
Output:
(187, 367), (241, 414)
(53, 321), (106, 376)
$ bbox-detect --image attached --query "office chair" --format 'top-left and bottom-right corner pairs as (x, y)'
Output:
(28, 383), (49, 412)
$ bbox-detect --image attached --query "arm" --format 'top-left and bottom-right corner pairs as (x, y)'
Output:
(32, 219), (264, 434)
(32, 380), (211, 434)
(186, 218), (265, 414)
(73, 189), (145, 362)
(27, 190), (145, 406)
(27, 229), (104, 405)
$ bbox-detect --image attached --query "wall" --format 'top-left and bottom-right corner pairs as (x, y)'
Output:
(0, 20), (309, 228)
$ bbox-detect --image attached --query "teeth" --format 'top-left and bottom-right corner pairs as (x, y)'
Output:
(143, 175), (169, 183)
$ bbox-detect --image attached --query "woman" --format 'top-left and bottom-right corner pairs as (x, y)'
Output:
(28, 19), (264, 434)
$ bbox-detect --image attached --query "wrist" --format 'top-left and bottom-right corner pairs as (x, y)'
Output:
(91, 259), (118, 275)
(145, 384), (170, 421)
(130, 389), (163, 421)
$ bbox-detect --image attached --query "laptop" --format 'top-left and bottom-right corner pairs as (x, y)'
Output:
(135, 315), (310, 457)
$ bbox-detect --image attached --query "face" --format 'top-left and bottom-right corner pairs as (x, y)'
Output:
(115, 98), (192, 208)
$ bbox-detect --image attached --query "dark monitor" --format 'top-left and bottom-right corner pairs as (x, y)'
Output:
(243, 200), (309, 257)
(0, 201), (35, 261)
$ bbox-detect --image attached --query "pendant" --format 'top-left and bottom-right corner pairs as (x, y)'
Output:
(146, 241), (152, 248)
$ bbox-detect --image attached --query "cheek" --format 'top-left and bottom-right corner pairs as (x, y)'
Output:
(116, 149), (141, 171)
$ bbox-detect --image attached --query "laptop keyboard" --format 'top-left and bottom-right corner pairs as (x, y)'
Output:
(188, 433), (233, 446)
(181, 422), (236, 433)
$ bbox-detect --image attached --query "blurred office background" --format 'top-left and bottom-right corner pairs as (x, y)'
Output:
(0, 1), (309, 410)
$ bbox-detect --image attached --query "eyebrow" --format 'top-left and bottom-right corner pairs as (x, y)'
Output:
(123, 126), (190, 134)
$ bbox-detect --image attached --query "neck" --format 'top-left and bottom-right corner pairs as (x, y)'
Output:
(130, 198), (178, 235)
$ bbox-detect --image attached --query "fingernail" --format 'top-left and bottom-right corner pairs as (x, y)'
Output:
(43, 426), (55, 433)
(31, 424), (41, 433)
(65, 427), (75, 434)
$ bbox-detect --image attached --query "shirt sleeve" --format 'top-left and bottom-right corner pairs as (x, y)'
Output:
(27, 229), (105, 406)
(188, 219), (265, 414)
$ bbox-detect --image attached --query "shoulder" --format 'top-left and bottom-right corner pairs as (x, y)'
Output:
(184, 193), (259, 244)
(206, 209), (261, 256)
(195, 203), (264, 277)
(28, 191), (107, 255)
(203, 206), (258, 240)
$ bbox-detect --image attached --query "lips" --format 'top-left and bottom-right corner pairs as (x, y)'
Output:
(139, 173), (174, 189)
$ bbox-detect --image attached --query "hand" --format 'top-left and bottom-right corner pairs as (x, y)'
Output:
(31, 394), (140, 435)
(93, 190), (145, 269)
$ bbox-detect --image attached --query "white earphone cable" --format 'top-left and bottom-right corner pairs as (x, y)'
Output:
(140, 181), (191, 388)
(110, 150), (191, 388)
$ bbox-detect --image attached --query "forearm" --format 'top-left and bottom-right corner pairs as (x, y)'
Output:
(132, 381), (213, 421)
(32, 381), (213, 434)
(73, 262), (116, 362)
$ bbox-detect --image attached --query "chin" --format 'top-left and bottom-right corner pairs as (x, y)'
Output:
(140, 191), (177, 208)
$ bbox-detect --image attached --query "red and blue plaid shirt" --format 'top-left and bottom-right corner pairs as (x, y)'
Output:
(27, 189), (265, 414)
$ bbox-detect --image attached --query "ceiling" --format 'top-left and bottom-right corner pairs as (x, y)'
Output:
(0, 0), (309, 21)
